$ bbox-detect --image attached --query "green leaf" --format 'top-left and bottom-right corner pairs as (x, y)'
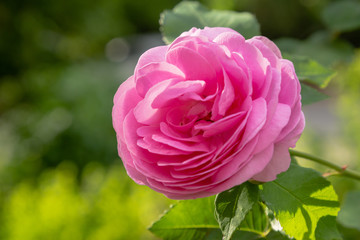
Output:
(322, 1), (360, 32)
(275, 33), (354, 67)
(260, 163), (340, 240)
(286, 55), (336, 89)
(264, 231), (293, 240)
(241, 201), (270, 236)
(149, 196), (219, 240)
(215, 182), (259, 240)
(315, 216), (342, 240)
(160, 1), (260, 44)
(300, 83), (329, 105)
(338, 190), (360, 231)
(149, 195), (270, 239)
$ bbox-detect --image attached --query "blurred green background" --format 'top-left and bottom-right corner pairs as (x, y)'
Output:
(1, 0), (360, 239)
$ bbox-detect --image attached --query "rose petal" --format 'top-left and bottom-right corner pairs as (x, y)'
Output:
(151, 133), (210, 152)
(135, 62), (184, 97)
(208, 144), (274, 194)
(248, 37), (281, 69)
(214, 31), (245, 53)
(239, 97), (267, 147)
(278, 59), (300, 106)
(119, 142), (148, 185)
(250, 36), (282, 58)
(137, 136), (191, 155)
(194, 111), (246, 137)
(182, 26), (238, 41)
(253, 103), (291, 154)
(166, 45), (218, 94)
(133, 79), (177, 125)
(277, 102), (304, 143)
(211, 69), (235, 119)
(135, 46), (168, 71)
(152, 80), (206, 108)
(233, 41), (269, 94)
(252, 143), (291, 182)
(112, 76), (141, 139)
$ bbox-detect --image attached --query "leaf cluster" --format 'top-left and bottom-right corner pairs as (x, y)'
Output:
(150, 164), (340, 240)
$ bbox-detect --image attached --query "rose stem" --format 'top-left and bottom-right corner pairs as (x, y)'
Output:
(289, 149), (360, 181)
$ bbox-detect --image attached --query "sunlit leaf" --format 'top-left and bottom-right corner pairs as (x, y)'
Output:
(215, 182), (259, 240)
(261, 164), (340, 240)
(160, 1), (260, 44)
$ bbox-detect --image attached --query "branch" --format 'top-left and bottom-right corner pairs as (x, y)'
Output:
(289, 149), (360, 181)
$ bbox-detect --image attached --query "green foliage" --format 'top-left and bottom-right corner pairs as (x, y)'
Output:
(261, 163), (340, 240)
(239, 202), (270, 237)
(264, 231), (293, 240)
(300, 83), (329, 105)
(150, 164), (343, 240)
(286, 55), (335, 89)
(0, 0), (179, 76)
(149, 196), (219, 240)
(2, 162), (170, 240)
(315, 216), (342, 240)
(150, 195), (270, 240)
(322, 1), (360, 32)
(276, 34), (354, 67)
(0, 61), (122, 187)
(337, 52), (360, 159)
(338, 191), (360, 231)
(285, 54), (335, 105)
(215, 182), (259, 240)
(160, 1), (260, 44)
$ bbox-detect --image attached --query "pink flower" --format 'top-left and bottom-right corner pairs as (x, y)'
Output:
(112, 27), (305, 199)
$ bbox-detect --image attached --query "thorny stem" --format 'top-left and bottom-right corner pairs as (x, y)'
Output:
(289, 149), (360, 181)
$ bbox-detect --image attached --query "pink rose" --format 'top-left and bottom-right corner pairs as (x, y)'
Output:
(112, 27), (305, 199)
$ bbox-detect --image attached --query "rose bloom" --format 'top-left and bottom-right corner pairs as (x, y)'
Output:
(112, 27), (305, 199)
